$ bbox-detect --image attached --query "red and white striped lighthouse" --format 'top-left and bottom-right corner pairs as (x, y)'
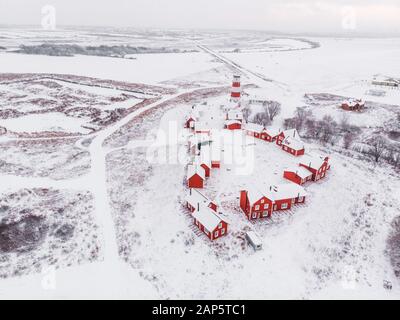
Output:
(230, 75), (241, 102)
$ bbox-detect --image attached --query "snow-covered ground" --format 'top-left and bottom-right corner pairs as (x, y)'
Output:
(0, 28), (399, 299)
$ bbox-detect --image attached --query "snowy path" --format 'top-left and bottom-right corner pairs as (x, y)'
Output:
(0, 86), (224, 298)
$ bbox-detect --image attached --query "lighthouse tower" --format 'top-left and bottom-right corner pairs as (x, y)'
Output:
(230, 75), (241, 104)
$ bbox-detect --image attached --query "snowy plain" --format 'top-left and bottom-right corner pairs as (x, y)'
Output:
(0, 28), (399, 299)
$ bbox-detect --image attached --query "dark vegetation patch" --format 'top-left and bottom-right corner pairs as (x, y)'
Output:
(387, 216), (400, 279)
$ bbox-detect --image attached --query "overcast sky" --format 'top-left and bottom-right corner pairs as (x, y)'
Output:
(1, 0), (400, 35)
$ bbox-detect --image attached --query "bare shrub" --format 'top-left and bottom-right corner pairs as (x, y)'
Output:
(366, 135), (387, 163)
(265, 101), (281, 121)
(343, 132), (355, 150)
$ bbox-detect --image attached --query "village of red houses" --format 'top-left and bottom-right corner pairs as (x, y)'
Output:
(182, 76), (332, 247)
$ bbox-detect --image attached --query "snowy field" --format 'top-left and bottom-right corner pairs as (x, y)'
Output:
(0, 28), (399, 299)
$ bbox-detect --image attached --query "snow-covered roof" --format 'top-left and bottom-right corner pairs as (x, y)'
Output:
(246, 231), (263, 246)
(187, 164), (205, 180)
(245, 185), (266, 204)
(263, 127), (281, 137)
(194, 121), (211, 132)
(285, 166), (313, 179)
(186, 189), (211, 210)
(227, 110), (243, 120)
(265, 183), (307, 201)
(245, 122), (264, 133)
(192, 204), (223, 232)
(282, 137), (305, 151)
(299, 154), (327, 170)
(342, 99), (365, 107)
(282, 128), (299, 139)
(195, 153), (211, 168)
(225, 119), (241, 126)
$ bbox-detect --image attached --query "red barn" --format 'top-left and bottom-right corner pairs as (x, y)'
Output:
(225, 120), (242, 130)
(265, 184), (307, 212)
(245, 123), (264, 139)
(240, 187), (273, 220)
(187, 164), (205, 188)
(281, 137), (305, 156)
(276, 128), (299, 146)
(192, 204), (228, 240)
(299, 155), (330, 182)
(186, 188), (218, 213)
(283, 166), (313, 185)
(261, 127), (281, 142)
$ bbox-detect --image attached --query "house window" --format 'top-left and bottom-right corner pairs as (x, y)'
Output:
(214, 231), (219, 238)
(221, 229), (225, 235)
(218, 222), (222, 229)
(262, 211), (269, 217)
(255, 205), (260, 211)
(263, 204), (269, 209)
(252, 212), (257, 219)
(281, 203), (288, 209)
(261, 199), (264, 204)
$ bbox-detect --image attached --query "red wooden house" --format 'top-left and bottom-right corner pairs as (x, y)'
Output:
(265, 184), (307, 212)
(245, 123), (264, 139)
(225, 120), (242, 130)
(283, 166), (313, 185)
(276, 128), (299, 146)
(260, 127), (281, 142)
(186, 188), (218, 213)
(187, 164), (205, 188)
(240, 187), (273, 220)
(185, 115), (197, 129)
(192, 204), (228, 241)
(281, 137), (305, 156)
(299, 155), (330, 182)
(341, 99), (365, 111)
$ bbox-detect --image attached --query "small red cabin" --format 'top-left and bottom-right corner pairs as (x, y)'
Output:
(299, 155), (330, 182)
(192, 205), (228, 241)
(341, 99), (365, 111)
(281, 137), (305, 156)
(187, 164), (205, 188)
(260, 127), (280, 142)
(283, 166), (313, 185)
(185, 116), (196, 129)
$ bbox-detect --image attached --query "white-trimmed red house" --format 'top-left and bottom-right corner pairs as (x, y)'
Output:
(265, 184), (307, 212)
(240, 187), (273, 220)
(245, 123), (264, 139)
(341, 99), (365, 111)
(299, 155), (330, 182)
(187, 164), (205, 189)
(276, 128), (299, 146)
(283, 166), (313, 185)
(260, 127), (281, 142)
(186, 188), (218, 213)
(281, 137), (305, 156)
(184, 115), (197, 129)
(225, 120), (242, 130)
(192, 204), (228, 241)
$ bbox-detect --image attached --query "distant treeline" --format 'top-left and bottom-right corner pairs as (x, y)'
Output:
(14, 44), (197, 57)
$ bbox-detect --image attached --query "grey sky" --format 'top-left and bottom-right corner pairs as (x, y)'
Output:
(0, 0), (400, 34)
